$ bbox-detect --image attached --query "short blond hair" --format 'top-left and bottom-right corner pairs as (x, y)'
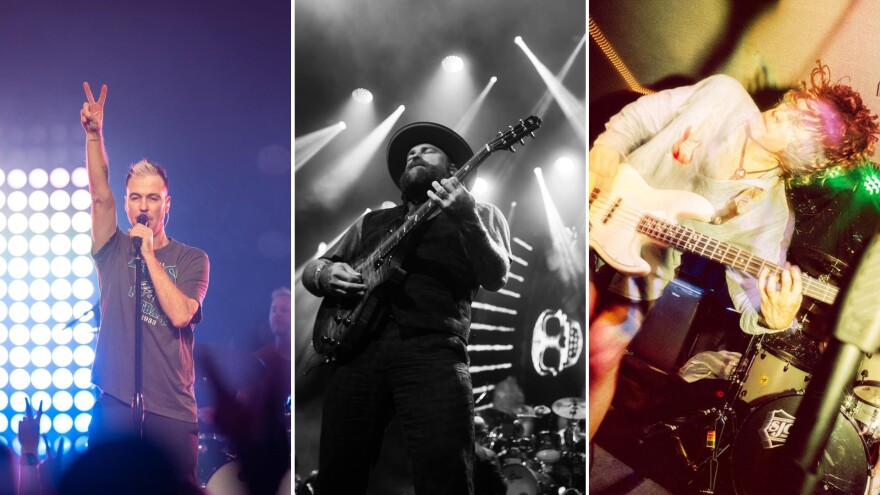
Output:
(125, 158), (169, 189)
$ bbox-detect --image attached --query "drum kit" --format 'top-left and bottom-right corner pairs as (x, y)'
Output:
(668, 250), (880, 494)
(481, 397), (586, 495)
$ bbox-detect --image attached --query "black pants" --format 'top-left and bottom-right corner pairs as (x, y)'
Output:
(316, 321), (475, 494)
(88, 392), (199, 487)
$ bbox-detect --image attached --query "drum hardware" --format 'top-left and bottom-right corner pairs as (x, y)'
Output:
(648, 334), (766, 494)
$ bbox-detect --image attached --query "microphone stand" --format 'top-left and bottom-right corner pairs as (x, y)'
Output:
(132, 248), (146, 438)
(771, 234), (880, 495)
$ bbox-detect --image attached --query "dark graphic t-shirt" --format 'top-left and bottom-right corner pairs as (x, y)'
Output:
(91, 227), (209, 422)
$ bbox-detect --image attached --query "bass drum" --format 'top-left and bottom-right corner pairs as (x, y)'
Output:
(732, 393), (871, 495)
(502, 464), (555, 495)
(205, 460), (249, 495)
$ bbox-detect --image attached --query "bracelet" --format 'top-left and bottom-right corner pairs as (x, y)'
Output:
(315, 262), (328, 293)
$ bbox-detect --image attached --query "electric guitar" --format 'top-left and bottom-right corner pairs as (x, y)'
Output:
(312, 115), (543, 359)
(589, 163), (839, 305)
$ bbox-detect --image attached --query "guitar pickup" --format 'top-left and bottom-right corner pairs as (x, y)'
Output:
(602, 198), (622, 224)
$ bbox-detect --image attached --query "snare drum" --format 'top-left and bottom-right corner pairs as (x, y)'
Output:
(731, 393), (870, 495)
(854, 353), (880, 406)
(534, 431), (561, 463)
(846, 393), (880, 442)
(739, 344), (812, 403)
(502, 463), (556, 495)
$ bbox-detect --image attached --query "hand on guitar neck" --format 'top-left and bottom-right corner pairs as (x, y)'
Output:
(426, 176), (479, 223)
(318, 262), (367, 298)
(757, 262), (803, 330)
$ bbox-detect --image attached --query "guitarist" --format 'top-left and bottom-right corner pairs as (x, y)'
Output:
(302, 122), (512, 494)
(589, 61), (880, 441)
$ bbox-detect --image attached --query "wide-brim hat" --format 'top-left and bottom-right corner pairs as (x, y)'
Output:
(386, 122), (474, 188)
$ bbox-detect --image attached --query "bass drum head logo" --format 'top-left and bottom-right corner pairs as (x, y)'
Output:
(759, 408), (796, 448)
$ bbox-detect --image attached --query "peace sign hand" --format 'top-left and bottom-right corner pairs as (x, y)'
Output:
(18, 398), (43, 455)
(81, 82), (107, 134)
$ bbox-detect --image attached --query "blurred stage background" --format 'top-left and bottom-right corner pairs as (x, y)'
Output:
(293, 0), (586, 491)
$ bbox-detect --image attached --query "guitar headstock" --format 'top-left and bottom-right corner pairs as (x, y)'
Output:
(488, 115), (542, 153)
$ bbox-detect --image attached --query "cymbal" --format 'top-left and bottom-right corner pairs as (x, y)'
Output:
(512, 405), (535, 418)
(478, 407), (515, 428)
(551, 397), (586, 420)
(788, 247), (848, 280)
(534, 405), (551, 416)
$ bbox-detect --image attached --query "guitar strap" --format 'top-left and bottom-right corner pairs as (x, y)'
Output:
(711, 179), (781, 225)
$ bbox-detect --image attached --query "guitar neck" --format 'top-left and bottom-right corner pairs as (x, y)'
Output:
(637, 214), (838, 304)
(358, 146), (492, 271)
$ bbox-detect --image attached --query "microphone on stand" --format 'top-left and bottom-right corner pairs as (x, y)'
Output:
(773, 234), (880, 495)
(133, 213), (149, 251)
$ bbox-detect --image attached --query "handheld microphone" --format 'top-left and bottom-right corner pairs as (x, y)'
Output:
(133, 214), (149, 251)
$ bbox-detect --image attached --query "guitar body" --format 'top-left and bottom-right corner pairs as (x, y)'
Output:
(311, 254), (405, 357)
(589, 164), (716, 276)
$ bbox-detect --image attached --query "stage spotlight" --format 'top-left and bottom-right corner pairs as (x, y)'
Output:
(338, 121), (347, 130)
(52, 390), (73, 410)
(514, 36), (523, 45)
(490, 76), (497, 83)
(472, 177), (489, 198)
(7, 170), (27, 189)
(554, 157), (575, 175)
(73, 413), (90, 433)
(49, 169), (70, 188)
(54, 414), (72, 434)
(73, 369), (91, 389)
(51, 347), (73, 367)
(442, 55), (464, 73)
(71, 168), (88, 188)
(352, 88), (373, 104)
(29, 169), (48, 189)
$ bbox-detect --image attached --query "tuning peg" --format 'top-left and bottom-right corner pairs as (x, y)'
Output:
(519, 139), (525, 146)
(509, 146), (517, 153)
(529, 132), (536, 139)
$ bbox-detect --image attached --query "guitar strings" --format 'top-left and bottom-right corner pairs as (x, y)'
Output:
(589, 193), (838, 303)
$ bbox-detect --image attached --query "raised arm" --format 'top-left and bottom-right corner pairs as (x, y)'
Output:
(81, 82), (116, 253)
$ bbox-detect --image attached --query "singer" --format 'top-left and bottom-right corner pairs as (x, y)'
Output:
(81, 82), (210, 487)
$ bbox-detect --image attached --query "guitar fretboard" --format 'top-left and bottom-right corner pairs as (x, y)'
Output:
(637, 214), (838, 304)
